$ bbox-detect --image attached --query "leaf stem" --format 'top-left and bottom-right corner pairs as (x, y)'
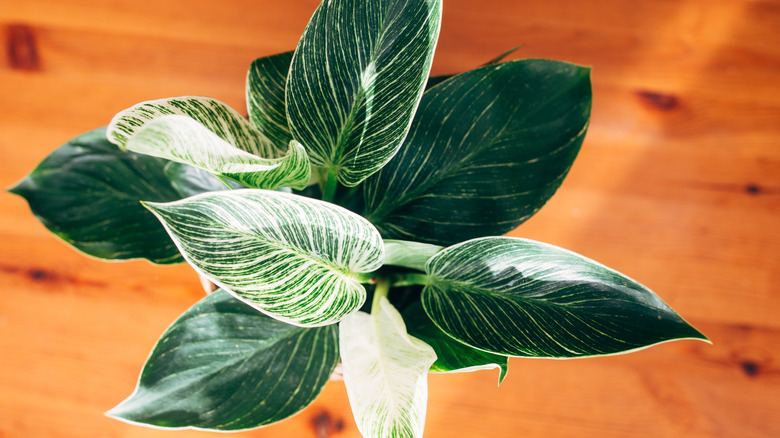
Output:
(392, 272), (429, 287)
(322, 167), (339, 203)
(371, 277), (390, 314)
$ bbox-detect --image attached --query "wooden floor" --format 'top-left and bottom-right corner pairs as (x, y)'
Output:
(2, 0), (778, 437)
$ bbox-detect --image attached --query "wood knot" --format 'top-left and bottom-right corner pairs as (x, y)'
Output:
(6, 23), (40, 71)
(636, 90), (679, 111)
(741, 360), (761, 377)
(311, 410), (345, 437)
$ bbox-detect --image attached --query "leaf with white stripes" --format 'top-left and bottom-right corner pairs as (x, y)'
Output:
(403, 302), (508, 384)
(340, 297), (436, 438)
(126, 115), (310, 190)
(143, 189), (384, 327)
(247, 51), (294, 149)
(286, 0), (443, 187)
(108, 96), (281, 158)
(108, 289), (339, 431)
(364, 60), (591, 246)
(422, 237), (708, 358)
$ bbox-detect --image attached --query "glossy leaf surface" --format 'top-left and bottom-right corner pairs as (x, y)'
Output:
(423, 237), (708, 358)
(403, 302), (508, 384)
(8, 128), (186, 263)
(340, 297), (436, 438)
(108, 290), (339, 431)
(144, 189), (384, 326)
(364, 60), (591, 246)
(287, 0), (443, 186)
(247, 51), (294, 149)
(126, 115), (310, 189)
(108, 96), (281, 158)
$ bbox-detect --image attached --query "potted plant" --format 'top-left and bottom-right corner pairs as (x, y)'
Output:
(8, 0), (707, 436)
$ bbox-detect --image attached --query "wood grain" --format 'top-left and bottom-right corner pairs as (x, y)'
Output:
(2, 0), (778, 437)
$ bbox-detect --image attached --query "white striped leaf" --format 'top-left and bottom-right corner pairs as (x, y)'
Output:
(143, 189), (384, 327)
(247, 51), (294, 149)
(108, 96), (281, 158)
(403, 302), (508, 385)
(286, 0), (443, 187)
(363, 60), (591, 246)
(423, 237), (708, 358)
(383, 239), (443, 271)
(126, 115), (310, 190)
(108, 290), (339, 431)
(340, 297), (436, 438)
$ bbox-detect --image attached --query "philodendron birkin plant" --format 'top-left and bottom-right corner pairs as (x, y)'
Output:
(9, 0), (708, 436)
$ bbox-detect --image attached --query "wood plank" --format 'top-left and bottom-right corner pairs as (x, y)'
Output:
(1, 0), (778, 437)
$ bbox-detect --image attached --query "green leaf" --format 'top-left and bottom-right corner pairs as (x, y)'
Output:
(108, 289), (339, 431)
(422, 237), (708, 358)
(162, 162), (239, 197)
(247, 51), (294, 149)
(403, 302), (508, 384)
(364, 60), (592, 246)
(286, 0), (443, 187)
(143, 189), (385, 326)
(125, 115), (310, 190)
(108, 96), (281, 158)
(383, 239), (442, 271)
(340, 297), (436, 438)
(8, 127), (189, 264)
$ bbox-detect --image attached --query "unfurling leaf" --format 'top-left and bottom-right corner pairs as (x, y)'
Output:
(340, 297), (436, 438)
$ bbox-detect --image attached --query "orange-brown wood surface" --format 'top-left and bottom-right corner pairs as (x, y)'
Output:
(1, 0), (778, 437)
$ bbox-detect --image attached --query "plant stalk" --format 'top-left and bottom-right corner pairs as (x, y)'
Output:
(371, 277), (390, 315)
(322, 167), (339, 203)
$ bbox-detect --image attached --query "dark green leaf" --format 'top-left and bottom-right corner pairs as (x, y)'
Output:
(286, 0), (443, 186)
(163, 162), (237, 197)
(108, 290), (339, 431)
(8, 128), (193, 264)
(364, 60), (592, 246)
(247, 51), (294, 149)
(403, 302), (508, 384)
(422, 237), (708, 358)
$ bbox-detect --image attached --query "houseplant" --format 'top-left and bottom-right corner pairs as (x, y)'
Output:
(9, 0), (707, 436)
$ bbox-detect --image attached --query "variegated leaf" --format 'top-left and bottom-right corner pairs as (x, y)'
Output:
(247, 51), (294, 149)
(363, 60), (591, 246)
(107, 96), (281, 158)
(286, 0), (443, 186)
(423, 237), (708, 358)
(143, 189), (384, 327)
(340, 297), (436, 438)
(383, 239), (442, 271)
(403, 302), (508, 385)
(108, 290), (339, 430)
(126, 115), (310, 190)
